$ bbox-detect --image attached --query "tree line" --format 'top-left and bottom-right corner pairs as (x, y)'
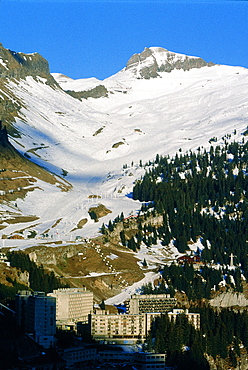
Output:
(0, 251), (68, 301)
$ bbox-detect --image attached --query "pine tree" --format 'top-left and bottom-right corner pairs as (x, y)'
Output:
(120, 230), (126, 246)
(101, 223), (106, 234)
(99, 300), (105, 310)
(108, 220), (114, 232)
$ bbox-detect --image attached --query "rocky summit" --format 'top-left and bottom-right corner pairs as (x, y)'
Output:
(125, 46), (214, 78)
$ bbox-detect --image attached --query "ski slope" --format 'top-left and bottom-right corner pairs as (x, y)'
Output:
(1, 49), (248, 247)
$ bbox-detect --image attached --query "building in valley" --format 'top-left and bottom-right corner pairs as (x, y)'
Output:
(125, 294), (177, 314)
(89, 310), (161, 344)
(90, 308), (200, 344)
(47, 287), (93, 330)
(15, 291), (56, 349)
(168, 308), (200, 330)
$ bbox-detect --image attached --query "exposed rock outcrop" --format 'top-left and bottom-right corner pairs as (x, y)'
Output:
(0, 42), (57, 85)
(206, 348), (248, 370)
(210, 291), (248, 308)
(0, 121), (71, 203)
(0, 43), (60, 132)
(126, 46), (214, 79)
(66, 84), (108, 100)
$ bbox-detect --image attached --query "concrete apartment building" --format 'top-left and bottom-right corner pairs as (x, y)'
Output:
(90, 308), (200, 344)
(126, 294), (177, 314)
(47, 287), (93, 329)
(89, 310), (161, 344)
(15, 291), (56, 349)
(90, 291), (200, 344)
(168, 309), (200, 330)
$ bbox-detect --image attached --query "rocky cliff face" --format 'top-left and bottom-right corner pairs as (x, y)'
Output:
(0, 42), (56, 84)
(206, 347), (248, 370)
(126, 46), (214, 79)
(0, 43), (60, 133)
(210, 291), (248, 308)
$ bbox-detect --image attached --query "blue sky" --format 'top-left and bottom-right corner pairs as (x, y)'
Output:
(0, 0), (247, 80)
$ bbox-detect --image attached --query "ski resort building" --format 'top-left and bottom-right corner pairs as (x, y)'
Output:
(99, 351), (166, 370)
(89, 310), (161, 344)
(47, 287), (94, 329)
(89, 308), (200, 344)
(15, 291), (56, 348)
(168, 309), (201, 330)
(125, 294), (177, 314)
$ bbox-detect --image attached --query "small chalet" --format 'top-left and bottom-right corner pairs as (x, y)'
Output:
(177, 255), (201, 264)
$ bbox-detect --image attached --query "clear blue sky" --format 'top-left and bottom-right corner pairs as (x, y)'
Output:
(1, 0), (247, 80)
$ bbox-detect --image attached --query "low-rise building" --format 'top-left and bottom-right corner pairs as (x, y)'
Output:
(99, 350), (167, 370)
(134, 352), (166, 370)
(60, 346), (97, 368)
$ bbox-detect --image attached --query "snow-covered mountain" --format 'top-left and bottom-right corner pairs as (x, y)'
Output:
(0, 44), (248, 248)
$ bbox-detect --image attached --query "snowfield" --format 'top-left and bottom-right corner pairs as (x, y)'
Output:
(1, 50), (248, 251)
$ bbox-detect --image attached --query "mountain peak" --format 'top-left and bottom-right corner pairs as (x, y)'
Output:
(125, 46), (214, 79)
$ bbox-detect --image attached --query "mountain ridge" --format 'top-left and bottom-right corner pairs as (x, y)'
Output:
(0, 42), (57, 84)
(52, 46), (216, 91)
(1, 44), (248, 369)
(0, 42), (247, 245)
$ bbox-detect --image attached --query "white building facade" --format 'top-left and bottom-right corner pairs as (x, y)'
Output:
(89, 308), (200, 344)
(168, 309), (200, 330)
(48, 287), (93, 329)
(89, 310), (161, 344)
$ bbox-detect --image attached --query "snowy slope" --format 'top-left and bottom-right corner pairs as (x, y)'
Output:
(1, 47), (248, 247)
(51, 73), (102, 92)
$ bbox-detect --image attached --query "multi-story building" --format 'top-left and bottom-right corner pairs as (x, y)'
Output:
(89, 310), (161, 344)
(89, 307), (200, 343)
(60, 346), (97, 368)
(15, 290), (30, 328)
(126, 294), (177, 314)
(48, 287), (93, 329)
(168, 309), (200, 330)
(15, 291), (56, 349)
